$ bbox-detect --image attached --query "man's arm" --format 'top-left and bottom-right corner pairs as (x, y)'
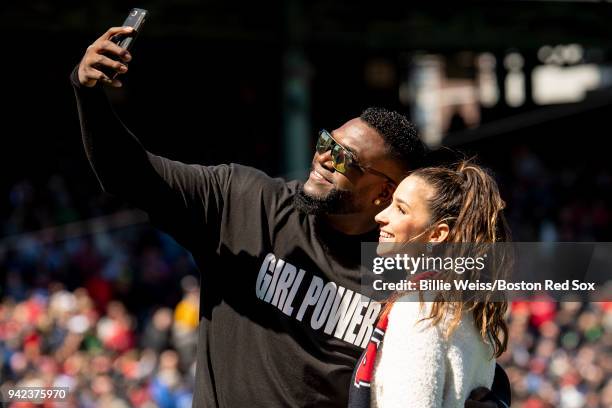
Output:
(491, 363), (512, 407)
(71, 27), (228, 247)
(465, 364), (512, 408)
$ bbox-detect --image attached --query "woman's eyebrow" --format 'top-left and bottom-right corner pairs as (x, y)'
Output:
(394, 196), (412, 209)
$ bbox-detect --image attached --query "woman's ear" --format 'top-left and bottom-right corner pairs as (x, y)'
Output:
(428, 223), (449, 243)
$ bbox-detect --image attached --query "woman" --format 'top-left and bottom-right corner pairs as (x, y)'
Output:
(350, 161), (510, 408)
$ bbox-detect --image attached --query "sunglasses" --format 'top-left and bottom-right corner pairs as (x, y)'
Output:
(316, 129), (396, 185)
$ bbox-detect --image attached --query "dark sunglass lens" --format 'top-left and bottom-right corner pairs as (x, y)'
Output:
(332, 144), (347, 173)
(316, 131), (333, 153)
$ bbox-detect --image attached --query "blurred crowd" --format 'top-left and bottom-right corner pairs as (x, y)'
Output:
(1, 173), (201, 407)
(501, 301), (611, 407)
(0, 143), (611, 407)
(506, 145), (612, 242)
(0, 276), (199, 408)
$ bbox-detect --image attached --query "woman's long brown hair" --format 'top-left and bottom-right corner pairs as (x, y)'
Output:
(381, 160), (511, 357)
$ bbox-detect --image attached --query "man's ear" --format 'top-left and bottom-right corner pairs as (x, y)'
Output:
(428, 223), (449, 243)
(376, 182), (395, 204)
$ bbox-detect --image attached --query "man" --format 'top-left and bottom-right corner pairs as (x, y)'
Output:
(72, 26), (510, 407)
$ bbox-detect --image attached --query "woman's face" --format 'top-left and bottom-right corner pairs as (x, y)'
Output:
(375, 175), (434, 246)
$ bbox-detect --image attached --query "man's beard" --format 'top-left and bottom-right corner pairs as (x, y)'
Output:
(294, 183), (360, 215)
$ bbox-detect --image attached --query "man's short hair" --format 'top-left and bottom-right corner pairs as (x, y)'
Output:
(360, 107), (426, 172)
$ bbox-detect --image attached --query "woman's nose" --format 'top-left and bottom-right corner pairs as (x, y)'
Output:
(375, 207), (388, 224)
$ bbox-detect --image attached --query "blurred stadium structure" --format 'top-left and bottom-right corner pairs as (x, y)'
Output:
(1, 1), (611, 407)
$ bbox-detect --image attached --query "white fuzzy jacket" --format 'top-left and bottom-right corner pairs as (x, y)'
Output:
(372, 294), (496, 408)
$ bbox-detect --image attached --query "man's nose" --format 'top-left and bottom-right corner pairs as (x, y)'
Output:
(316, 149), (335, 172)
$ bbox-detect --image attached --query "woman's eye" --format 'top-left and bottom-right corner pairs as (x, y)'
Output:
(397, 205), (406, 215)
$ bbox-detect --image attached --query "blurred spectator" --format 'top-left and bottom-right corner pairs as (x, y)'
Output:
(142, 308), (173, 354)
(173, 276), (199, 372)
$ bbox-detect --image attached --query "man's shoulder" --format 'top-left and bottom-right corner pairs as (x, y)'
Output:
(221, 164), (302, 210)
(227, 163), (297, 190)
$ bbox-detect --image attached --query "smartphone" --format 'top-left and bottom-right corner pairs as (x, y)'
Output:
(107, 8), (148, 79)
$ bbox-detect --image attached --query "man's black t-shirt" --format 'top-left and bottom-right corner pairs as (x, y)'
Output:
(170, 163), (382, 407)
(70, 67), (510, 407)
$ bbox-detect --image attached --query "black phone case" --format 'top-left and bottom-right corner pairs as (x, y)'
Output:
(105, 8), (148, 80)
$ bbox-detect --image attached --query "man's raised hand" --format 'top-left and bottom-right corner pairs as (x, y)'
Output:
(77, 26), (134, 88)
